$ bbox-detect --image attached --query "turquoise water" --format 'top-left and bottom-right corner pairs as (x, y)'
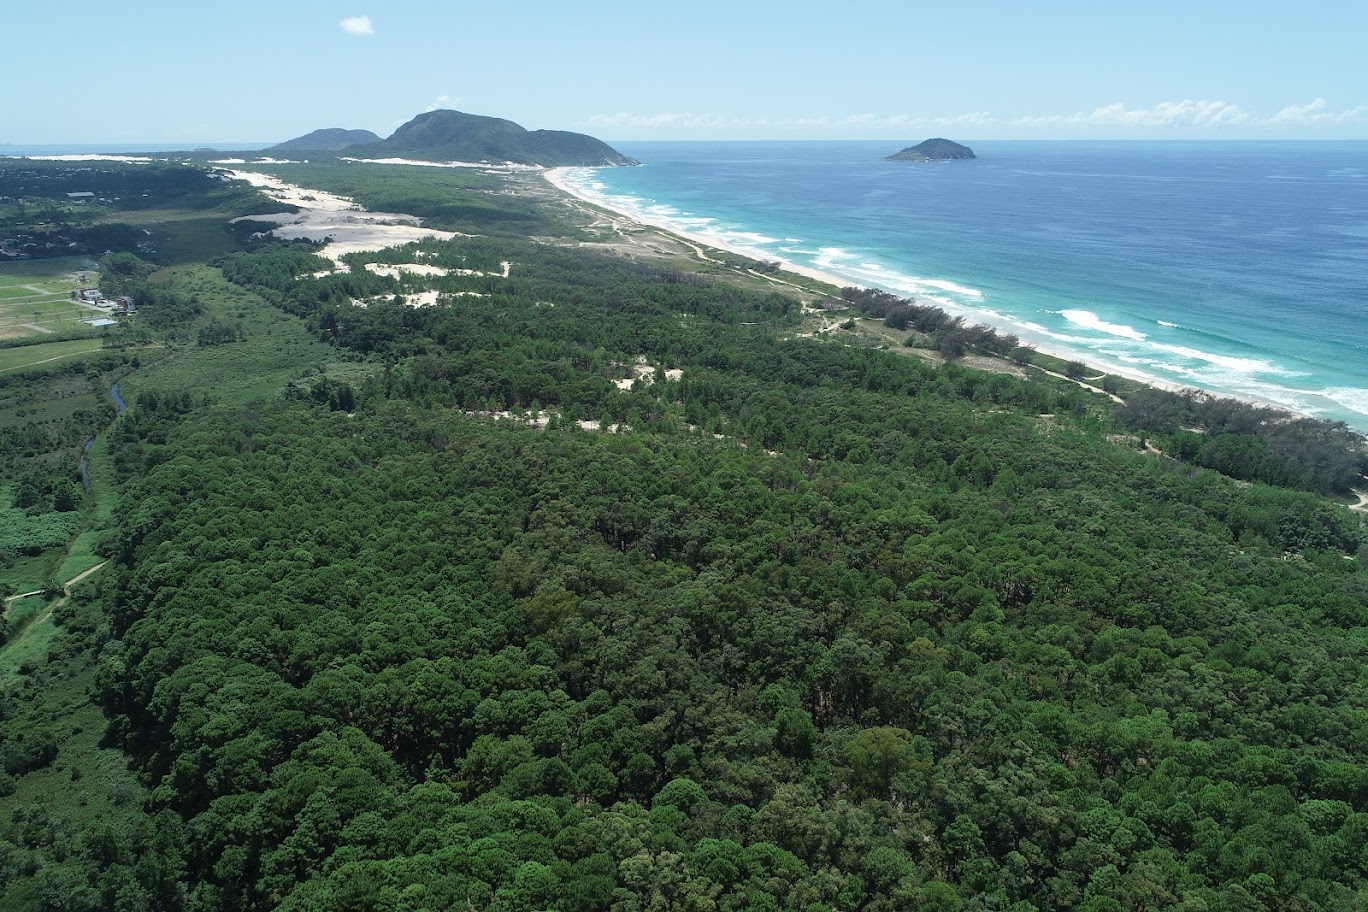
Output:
(560, 141), (1368, 429)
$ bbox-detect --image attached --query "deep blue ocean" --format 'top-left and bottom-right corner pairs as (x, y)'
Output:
(560, 141), (1368, 430)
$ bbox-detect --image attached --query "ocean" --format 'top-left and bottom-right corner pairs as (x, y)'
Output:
(556, 141), (1368, 430)
(1, 143), (269, 156)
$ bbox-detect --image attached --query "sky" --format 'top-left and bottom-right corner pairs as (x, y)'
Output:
(4, 0), (1368, 145)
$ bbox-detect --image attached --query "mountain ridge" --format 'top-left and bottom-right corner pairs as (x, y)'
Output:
(342, 110), (638, 167)
(268, 128), (382, 152)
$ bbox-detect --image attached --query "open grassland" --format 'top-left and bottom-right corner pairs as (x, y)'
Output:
(118, 263), (340, 405)
(113, 208), (251, 264)
(0, 338), (105, 374)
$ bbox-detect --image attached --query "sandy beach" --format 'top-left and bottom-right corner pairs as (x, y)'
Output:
(544, 167), (854, 290)
(542, 167), (1213, 401)
(217, 160), (1286, 414)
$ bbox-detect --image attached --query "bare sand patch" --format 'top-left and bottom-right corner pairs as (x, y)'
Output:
(222, 167), (460, 269)
(342, 157), (543, 172)
(364, 263), (452, 278)
(16, 154), (153, 164)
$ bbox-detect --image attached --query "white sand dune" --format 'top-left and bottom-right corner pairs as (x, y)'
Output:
(342, 157), (543, 172)
(17, 154), (154, 163)
(222, 168), (458, 268)
(364, 263), (452, 278)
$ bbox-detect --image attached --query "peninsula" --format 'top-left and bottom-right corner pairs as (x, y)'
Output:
(335, 109), (638, 167)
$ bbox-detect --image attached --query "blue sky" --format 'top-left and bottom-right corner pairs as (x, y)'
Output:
(5, 0), (1367, 145)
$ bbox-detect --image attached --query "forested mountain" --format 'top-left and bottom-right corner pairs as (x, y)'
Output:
(1, 158), (1366, 912)
(345, 110), (639, 167)
(268, 128), (382, 152)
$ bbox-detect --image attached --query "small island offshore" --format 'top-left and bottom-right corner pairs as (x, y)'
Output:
(885, 138), (977, 161)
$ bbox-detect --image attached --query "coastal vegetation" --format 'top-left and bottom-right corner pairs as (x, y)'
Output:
(0, 153), (1365, 912)
(319, 109), (640, 167)
(885, 139), (977, 162)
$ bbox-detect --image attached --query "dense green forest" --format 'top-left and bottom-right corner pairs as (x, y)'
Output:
(1, 158), (1366, 911)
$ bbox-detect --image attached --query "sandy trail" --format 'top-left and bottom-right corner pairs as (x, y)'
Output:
(1033, 366), (1126, 403)
(4, 558), (109, 641)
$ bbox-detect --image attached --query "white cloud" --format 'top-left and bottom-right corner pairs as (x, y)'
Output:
(1270, 98), (1368, 124)
(586, 99), (1367, 133)
(586, 112), (763, 130)
(1039, 99), (1255, 128)
(584, 111), (992, 131)
(340, 15), (374, 36)
(426, 95), (462, 112)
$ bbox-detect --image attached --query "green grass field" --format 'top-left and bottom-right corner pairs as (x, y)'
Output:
(0, 337), (105, 373)
(120, 263), (339, 404)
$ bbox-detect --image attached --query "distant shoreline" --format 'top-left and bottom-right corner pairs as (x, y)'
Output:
(542, 166), (1218, 402)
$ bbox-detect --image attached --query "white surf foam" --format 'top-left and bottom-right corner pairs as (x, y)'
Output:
(1060, 309), (1148, 341)
(1149, 343), (1279, 375)
(1321, 387), (1368, 416)
(549, 165), (1361, 425)
(919, 279), (984, 298)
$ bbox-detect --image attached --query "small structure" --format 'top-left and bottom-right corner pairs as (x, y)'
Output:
(66, 191), (95, 199)
(116, 296), (135, 313)
(78, 287), (104, 303)
(82, 317), (118, 327)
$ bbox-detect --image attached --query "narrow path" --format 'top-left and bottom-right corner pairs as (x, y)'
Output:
(2, 562), (108, 660)
(20, 323), (55, 334)
(62, 560), (108, 590)
(0, 348), (102, 374)
(1033, 365), (1126, 404)
(678, 239), (721, 265)
(3, 560), (108, 625)
(1347, 489), (1368, 514)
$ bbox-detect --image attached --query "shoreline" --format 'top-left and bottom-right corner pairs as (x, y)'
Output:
(543, 167), (1212, 401)
(210, 159), (1349, 430)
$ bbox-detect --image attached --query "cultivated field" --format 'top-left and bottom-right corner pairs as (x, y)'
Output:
(0, 256), (106, 341)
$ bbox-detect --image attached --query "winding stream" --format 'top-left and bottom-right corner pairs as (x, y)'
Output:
(79, 381), (127, 494)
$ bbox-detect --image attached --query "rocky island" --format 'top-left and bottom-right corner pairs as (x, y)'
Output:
(885, 138), (976, 161)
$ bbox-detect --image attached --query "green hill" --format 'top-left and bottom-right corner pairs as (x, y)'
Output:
(347, 109), (639, 167)
(268, 128), (382, 152)
(886, 138), (977, 161)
